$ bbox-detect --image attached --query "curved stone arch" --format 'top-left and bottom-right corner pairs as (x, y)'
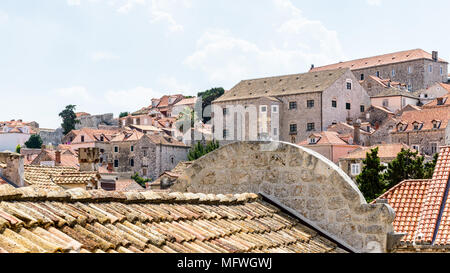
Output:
(172, 141), (395, 252)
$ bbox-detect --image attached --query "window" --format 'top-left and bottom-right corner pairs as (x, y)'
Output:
(81, 136), (85, 143)
(130, 145), (134, 152)
(376, 71), (380, 77)
(308, 137), (317, 144)
(431, 143), (438, 154)
(412, 145), (420, 152)
(289, 101), (297, 110)
(273, 128), (278, 136)
(346, 103), (351, 110)
(271, 105), (278, 113)
(100, 149), (104, 153)
(429, 64), (433, 73)
(346, 82), (352, 90)
(360, 74), (364, 81)
(114, 146), (119, 153)
(360, 105), (365, 113)
(307, 123), (315, 132)
(289, 124), (297, 134)
(114, 160), (119, 168)
(392, 69), (396, 77)
(408, 66), (412, 74)
(171, 156), (175, 164)
(100, 136), (104, 142)
(142, 168), (147, 176)
(351, 164), (361, 176)
(332, 100), (337, 108)
(413, 123), (420, 130)
(223, 129), (228, 139)
(382, 99), (389, 107)
(130, 158), (134, 167)
(223, 108), (228, 116)
(143, 149), (147, 157)
(441, 66), (444, 75)
(260, 105), (267, 113)
(307, 100), (315, 108)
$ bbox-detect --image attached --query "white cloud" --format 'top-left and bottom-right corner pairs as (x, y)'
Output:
(67, 0), (81, 6)
(367, 0), (382, 6)
(117, 0), (146, 14)
(91, 51), (120, 61)
(105, 86), (165, 110)
(55, 86), (94, 102)
(185, 0), (344, 87)
(149, 0), (185, 32)
(0, 10), (9, 23)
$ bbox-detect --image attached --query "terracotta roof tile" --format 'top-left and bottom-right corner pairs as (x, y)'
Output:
(342, 143), (413, 160)
(311, 49), (447, 72)
(0, 186), (347, 253)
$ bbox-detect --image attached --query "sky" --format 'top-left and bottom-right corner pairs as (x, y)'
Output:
(1, 0), (450, 128)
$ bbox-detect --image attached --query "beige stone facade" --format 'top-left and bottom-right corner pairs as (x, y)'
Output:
(171, 141), (397, 253)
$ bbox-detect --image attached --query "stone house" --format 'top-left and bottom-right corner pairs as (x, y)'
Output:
(171, 97), (198, 117)
(75, 113), (118, 130)
(106, 130), (190, 181)
(370, 88), (420, 113)
(390, 99), (450, 155)
(212, 68), (371, 144)
(311, 49), (448, 92)
(414, 82), (450, 105)
(360, 75), (407, 96)
(298, 131), (360, 164)
(338, 143), (414, 180)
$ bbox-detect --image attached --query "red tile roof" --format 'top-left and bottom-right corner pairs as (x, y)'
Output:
(298, 131), (352, 145)
(341, 143), (413, 160)
(311, 49), (447, 72)
(393, 105), (450, 132)
(376, 146), (450, 247)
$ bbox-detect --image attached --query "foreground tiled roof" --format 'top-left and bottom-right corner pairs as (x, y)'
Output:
(0, 186), (347, 253)
(376, 180), (431, 243)
(24, 166), (100, 189)
(213, 68), (348, 103)
(376, 146), (450, 248)
(311, 49), (447, 72)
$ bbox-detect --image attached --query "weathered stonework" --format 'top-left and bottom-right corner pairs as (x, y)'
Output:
(171, 141), (396, 253)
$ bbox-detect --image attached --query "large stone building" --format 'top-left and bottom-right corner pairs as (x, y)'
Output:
(75, 113), (118, 130)
(106, 130), (190, 180)
(311, 49), (448, 92)
(212, 68), (371, 144)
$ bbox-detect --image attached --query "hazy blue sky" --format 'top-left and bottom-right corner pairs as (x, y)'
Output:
(1, 0), (449, 128)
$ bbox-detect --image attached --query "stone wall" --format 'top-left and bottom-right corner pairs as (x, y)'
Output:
(39, 128), (64, 147)
(0, 152), (24, 187)
(75, 113), (118, 129)
(171, 141), (396, 253)
(391, 129), (444, 155)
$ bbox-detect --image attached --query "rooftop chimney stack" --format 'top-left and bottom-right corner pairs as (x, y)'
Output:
(0, 152), (25, 187)
(78, 147), (100, 172)
(353, 119), (361, 145)
(55, 150), (61, 165)
(310, 64), (315, 70)
(432, 51), (438, 62)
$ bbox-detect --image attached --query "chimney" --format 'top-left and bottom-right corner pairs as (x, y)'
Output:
(432, 51), (438, 62)
(353, 119), (361, 145)
(0, 152), (25, 187)
(310, 64), (315, 70)
(55, 150), (61, 165)
(78, 147), (100, 172)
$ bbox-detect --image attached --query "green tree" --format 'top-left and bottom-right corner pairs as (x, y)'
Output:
(59, 105), (80, 135)
(424, 153), (439, 179)
(15, 144), (21, 154)
(119, 112), (129, 118)
(187, 140), (220, 161)
(356, 148), (387, 202)
(383, 148), (426, 189)
(25, 134), (43, 149)
(131, 173), (151, 188)
(197, 87), (225, 123)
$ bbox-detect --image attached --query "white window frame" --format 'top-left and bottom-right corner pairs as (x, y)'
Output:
(260, 105), (267, 113)
(431, 142), (438, 154)
(408, 66), (412, 74)
(271, 105), (278, 113)
(351, 163), (361, 176)
(392, 69), (396, 77)
(412, 145), (420, 152)
(346, 79), (352, 90)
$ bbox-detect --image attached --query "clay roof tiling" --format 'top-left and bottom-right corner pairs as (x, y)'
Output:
(394, 105), (450, 132)
(342, 143), (413, 160)
(311, 49), (448, 72)
(214, 68), (349, 103)
(298, 131), (352, 146)
(0, 186), (347, 253)
(24, 165), (100, 187)
(375, 146), (450, 246)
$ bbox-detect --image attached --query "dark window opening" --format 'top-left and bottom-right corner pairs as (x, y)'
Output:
(307, 100), (315, 108)
(289, 101), (297, 110)
(346, 103), (351, 110)
(307, 123), (315, 132)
